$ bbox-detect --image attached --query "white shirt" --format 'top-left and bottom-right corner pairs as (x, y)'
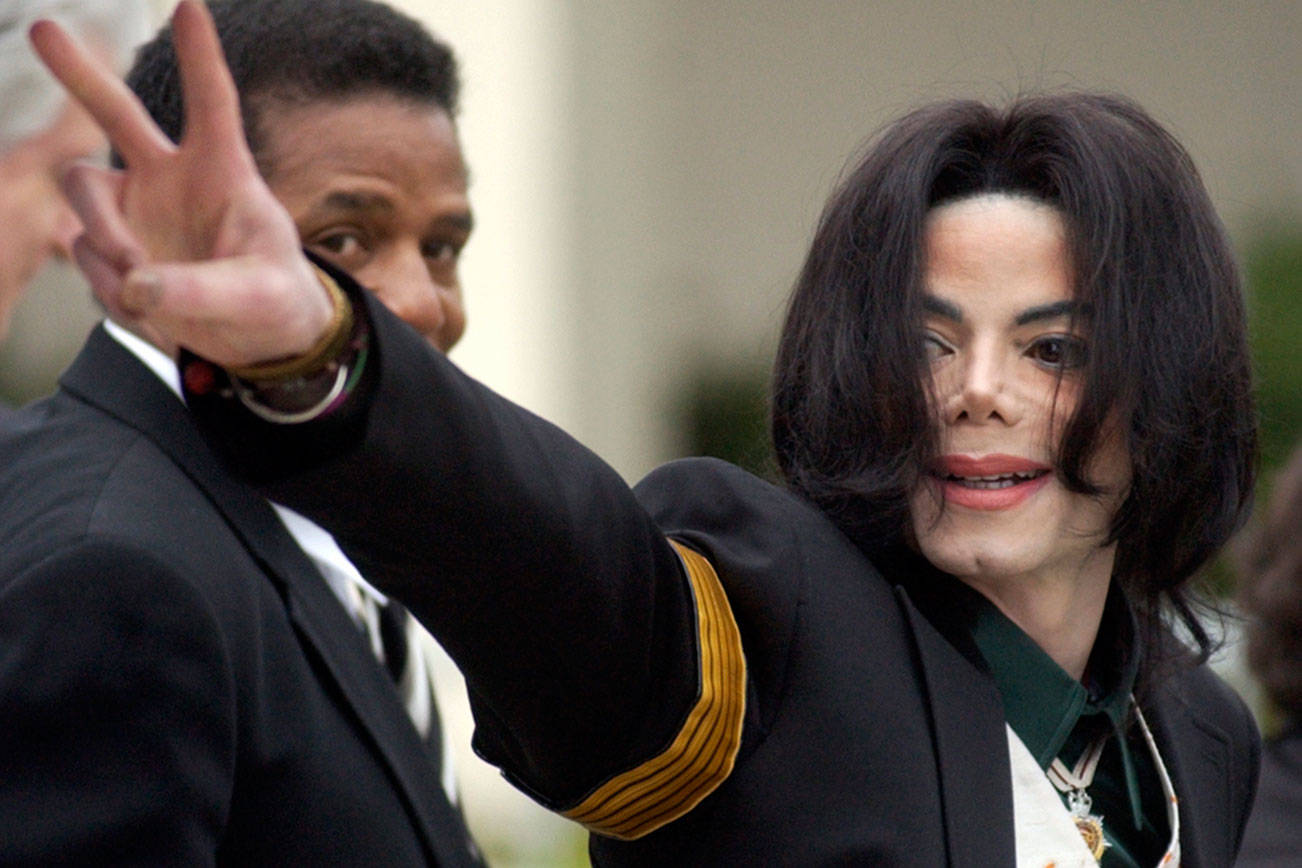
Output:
(100, 320), (456, 801)
(102, 319), (388, 616)
(1007, 708), (1180, 867)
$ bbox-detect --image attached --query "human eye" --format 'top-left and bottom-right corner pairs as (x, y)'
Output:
(315, 231), (364, 258)
(423, 239), (462, 265)
(1025, 334), (1087, 371)
(922, 330), (954, 363)
(306, 228), (370, 271)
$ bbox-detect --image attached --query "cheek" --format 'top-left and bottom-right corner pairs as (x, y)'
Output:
(1046, 378), (1081, 426)
(436, 289), (467, 352)
(0, 184), (58, 290)
(1013, 374), (1082, 456)
(925, 361), (954, 401)
(1086, 424), (1132, 501)
(906, 478), (948, 555)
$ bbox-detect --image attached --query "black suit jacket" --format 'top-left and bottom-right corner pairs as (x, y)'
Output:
(190, 283), (1260, 866)
(0, 326), (480, 866)
(1238, 727), (1302, 866)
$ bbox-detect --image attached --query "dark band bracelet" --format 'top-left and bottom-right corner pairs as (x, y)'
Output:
(226, 265), (354, 383)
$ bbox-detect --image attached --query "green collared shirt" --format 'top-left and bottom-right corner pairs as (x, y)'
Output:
(968, 586), (1170, 867)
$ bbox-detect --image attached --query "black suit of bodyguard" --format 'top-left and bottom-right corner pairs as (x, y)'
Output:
(0, 326), (481, 865)
(187, 276), (1260, 866)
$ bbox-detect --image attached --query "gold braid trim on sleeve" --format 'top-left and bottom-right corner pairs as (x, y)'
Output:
(560, 539), (747, 840)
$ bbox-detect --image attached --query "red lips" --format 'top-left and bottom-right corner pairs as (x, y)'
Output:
(934, 454), (1053, 510)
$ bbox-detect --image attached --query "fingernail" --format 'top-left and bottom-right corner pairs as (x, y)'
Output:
(121, 270), (161, 315)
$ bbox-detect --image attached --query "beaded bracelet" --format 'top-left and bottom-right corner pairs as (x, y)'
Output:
(222, 313), (370, 426)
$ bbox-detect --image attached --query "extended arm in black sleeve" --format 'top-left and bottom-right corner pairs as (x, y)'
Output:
(185, 268), (746, 838)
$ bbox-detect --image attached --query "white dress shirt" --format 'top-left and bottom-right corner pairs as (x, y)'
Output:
(101, 319), (456, 802)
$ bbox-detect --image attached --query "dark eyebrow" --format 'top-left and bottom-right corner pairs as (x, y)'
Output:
(922, 295), (963, 323)
(304, 190), (475, 234)
(308, 190), (394, 219)
(1014, 300), (1092, 326)
(922, 295), (1092, 327)
(440, 211), (475, 234)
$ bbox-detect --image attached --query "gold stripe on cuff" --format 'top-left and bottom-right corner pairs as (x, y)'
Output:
(561, 539), (747, 840)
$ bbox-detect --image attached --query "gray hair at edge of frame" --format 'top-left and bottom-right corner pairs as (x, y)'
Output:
(0, 0), (153, 152)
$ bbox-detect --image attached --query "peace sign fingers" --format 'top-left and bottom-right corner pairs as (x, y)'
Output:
(29, 0), (334, 369)
(28, 17), (174, 171)
(171, 0), (249, 163)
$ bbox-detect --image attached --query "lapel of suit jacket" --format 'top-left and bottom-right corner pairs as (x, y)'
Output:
(60, 326), (476, 867)
(895, 585), (1017, 868)
(1143, 683), (1233, 868)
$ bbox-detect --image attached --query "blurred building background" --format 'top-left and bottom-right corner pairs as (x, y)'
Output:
(2, 2), (1297, 865)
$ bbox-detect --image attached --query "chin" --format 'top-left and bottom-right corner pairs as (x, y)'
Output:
(915, 530), (1044, 582)
(908, 481), (1067, 583)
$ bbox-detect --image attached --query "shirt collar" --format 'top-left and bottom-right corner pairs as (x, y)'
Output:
(102, 318), (183, 400)
(99, 319), (386, 612)
(885, 552), (1148, 831)
(967, 583), (1141, 768)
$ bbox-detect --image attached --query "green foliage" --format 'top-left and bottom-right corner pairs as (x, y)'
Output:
(1246, 227), (1302, 487)
(680, 367), (777, 481)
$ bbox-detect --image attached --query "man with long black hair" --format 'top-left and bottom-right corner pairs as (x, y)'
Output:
(33, 3), (1260, 864)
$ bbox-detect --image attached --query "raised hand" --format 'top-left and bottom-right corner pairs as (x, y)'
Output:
(29, 0), (331, 367)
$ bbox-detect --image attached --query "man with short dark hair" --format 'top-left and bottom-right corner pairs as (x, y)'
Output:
(0, 1), (480, 863)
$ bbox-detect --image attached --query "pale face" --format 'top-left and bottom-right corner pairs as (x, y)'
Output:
(259, 96), (472, 352)
(908, 194), (1130, 598)
(0, 101), (104, 338)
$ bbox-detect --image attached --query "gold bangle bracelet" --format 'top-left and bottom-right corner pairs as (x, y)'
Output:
(227, 264), (355, 383)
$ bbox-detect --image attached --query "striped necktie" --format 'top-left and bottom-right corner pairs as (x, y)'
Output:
(351, 585), (445, 779)
(355, 590), (479, 861)
(269, 504), (457, 803)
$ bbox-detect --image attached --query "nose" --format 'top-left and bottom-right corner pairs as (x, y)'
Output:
(942, 340), (1020, 426)
(369, 248), (466, 353)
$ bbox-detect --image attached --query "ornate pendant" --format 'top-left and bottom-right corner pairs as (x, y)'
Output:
(1072, 814), (1108, 861)
(1067, 789), (1110, 861)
